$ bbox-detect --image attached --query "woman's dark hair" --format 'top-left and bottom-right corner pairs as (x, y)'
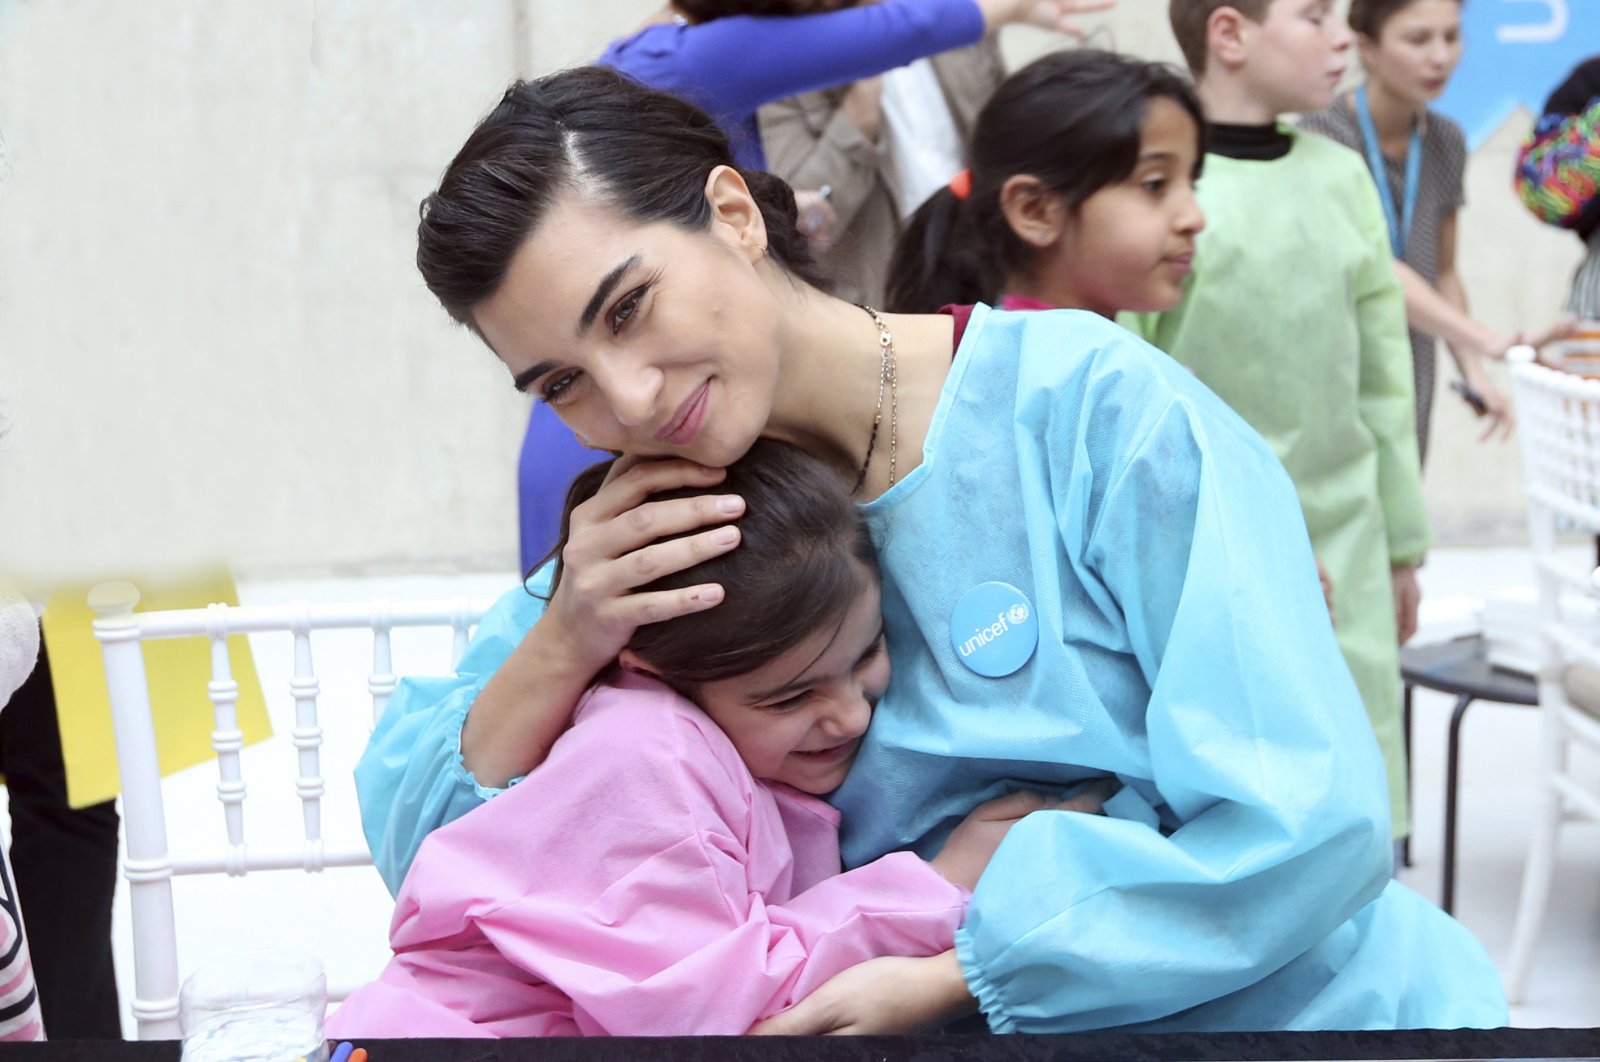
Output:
(417, 65), (824, 329)
(1349, 0), (1460, 39)
(884, 49), (1206, 314)
(548, 440), (878, 689)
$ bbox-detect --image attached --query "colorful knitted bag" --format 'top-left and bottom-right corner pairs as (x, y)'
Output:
(1516, 99), (1600, 229)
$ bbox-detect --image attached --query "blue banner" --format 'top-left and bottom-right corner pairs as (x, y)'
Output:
(1435, 0), (1599, 148)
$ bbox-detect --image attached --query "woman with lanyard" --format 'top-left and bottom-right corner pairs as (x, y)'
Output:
(1302, 0), (1563, 463)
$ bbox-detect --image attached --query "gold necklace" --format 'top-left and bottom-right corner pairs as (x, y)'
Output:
(853, 305), (898, 495)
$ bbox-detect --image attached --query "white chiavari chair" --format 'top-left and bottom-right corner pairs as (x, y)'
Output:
(1503, 349), (1600, 1002)
(88, 581), (492, 1038)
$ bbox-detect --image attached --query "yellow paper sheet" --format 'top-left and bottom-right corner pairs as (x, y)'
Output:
(40, 572), (273, 809)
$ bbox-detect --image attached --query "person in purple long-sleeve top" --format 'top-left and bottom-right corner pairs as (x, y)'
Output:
(517, 0), (1113, 574)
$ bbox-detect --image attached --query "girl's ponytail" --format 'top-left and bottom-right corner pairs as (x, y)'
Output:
(884, 186), (993, 314)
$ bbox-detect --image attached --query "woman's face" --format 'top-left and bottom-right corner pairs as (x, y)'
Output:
(691, 573), (888, 796)
(1359, 0), (1463, 106)
(473, 180), (784, 469)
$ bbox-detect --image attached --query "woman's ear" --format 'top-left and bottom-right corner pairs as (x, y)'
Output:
(1353, 31), (1379, 70)
(705, 164), (769, 263)
(617, 648), (663, 679)
(998, 174), (1068, 251)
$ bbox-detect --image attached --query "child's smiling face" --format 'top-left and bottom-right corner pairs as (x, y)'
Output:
(690, 570), (888, 796)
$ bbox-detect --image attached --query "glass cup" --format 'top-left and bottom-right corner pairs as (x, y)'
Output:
(179, 949), (328, 1062)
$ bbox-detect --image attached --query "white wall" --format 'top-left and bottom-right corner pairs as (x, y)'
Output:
(0, 1), (1581, 583)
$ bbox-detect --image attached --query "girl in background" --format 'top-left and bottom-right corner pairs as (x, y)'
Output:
(885, 49), (1204, 318)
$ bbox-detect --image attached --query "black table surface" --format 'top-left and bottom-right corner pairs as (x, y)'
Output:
(1400, 635), (1539, 706)
(6, 1030), (1599, 1061)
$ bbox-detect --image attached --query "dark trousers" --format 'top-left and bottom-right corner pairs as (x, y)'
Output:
(0, 639), (123, 1039)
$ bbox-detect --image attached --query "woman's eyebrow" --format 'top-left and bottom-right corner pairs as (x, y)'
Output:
(577, 253), (642, 336)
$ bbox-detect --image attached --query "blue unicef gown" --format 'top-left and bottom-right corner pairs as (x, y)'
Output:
(357, 307), (1506, 1032)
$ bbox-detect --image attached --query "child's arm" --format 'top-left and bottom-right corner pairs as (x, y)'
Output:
(1350, 172), (1430, 569)
(650, 0), (985, 119)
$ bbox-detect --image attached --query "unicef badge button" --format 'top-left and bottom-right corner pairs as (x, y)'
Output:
(950, 581), (1038, 677)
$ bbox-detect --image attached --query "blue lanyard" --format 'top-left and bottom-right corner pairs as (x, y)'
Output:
(1355, 86), (1422, 260)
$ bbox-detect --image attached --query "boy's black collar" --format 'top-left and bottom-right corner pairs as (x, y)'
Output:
(1207, 121), (1292, 161)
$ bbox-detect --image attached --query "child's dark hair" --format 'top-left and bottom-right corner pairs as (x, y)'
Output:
(417, 66), (824, 332)
(548, 440), (878, 689)
(884, 50), (1205, 314)
(1348, 0), (1460, 38)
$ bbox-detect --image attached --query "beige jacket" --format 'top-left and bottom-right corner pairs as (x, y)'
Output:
(758, 38), (1004, 305)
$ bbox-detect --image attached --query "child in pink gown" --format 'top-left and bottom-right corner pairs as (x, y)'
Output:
(330, 441), (1051, 1037)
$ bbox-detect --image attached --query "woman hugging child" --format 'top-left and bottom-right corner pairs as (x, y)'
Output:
(330, 440), (1090, 1038)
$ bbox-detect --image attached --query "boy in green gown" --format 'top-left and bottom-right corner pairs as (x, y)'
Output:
(1131, 0), (1427, 842)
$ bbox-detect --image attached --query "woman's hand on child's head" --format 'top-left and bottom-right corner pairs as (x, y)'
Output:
(547, 456), (744, 675)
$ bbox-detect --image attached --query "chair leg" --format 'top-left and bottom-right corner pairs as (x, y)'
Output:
(1503, 713), (1566, 1004)
(1402, 684), (1413, 868)
(1441, 694), (1474, 915)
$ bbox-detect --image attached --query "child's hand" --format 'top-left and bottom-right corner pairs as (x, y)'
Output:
(930, 791), (1048, 890)
(545, 456), (745, 677)
(1392, 563), (1421, 646)
(749, 950), (974, 1035)
(930, 783), (1115, 891)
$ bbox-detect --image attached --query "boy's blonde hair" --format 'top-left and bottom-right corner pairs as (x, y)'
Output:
(1169, 0), (1272, 75)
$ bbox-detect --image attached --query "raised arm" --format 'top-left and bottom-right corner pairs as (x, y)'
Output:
(1349, 175), (1430, 570)
(655, 0), (1110, 119)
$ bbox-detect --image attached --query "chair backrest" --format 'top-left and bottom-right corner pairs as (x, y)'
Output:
(1508, 351), (1600, 647)
(1509, 349), (1600, 549)
(88, 581), (493, 1040)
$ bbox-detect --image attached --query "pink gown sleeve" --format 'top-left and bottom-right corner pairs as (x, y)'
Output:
(363, 675), (966, 1037)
